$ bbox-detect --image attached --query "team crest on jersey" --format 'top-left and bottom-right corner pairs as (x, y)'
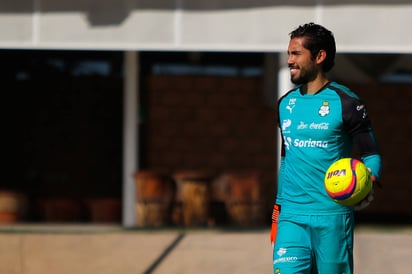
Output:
(318, 101), (330, 116)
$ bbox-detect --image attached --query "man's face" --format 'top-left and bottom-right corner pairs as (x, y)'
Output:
(287, 37), (318, 85)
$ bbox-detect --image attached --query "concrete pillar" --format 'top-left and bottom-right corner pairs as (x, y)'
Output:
(122, 51), (139, 227)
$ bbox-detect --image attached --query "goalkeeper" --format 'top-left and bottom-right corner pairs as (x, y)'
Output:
(271, 23), (382, 274)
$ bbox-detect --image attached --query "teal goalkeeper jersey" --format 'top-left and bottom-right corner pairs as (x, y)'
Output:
(276, 81), (382, 214)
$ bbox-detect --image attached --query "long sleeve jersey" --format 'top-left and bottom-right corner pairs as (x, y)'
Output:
(276, 81), (382, 214)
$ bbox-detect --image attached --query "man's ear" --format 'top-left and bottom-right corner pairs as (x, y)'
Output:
(316, 50), (327, 65)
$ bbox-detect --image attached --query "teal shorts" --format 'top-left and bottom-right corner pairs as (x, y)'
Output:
(273, 212), (354, 274)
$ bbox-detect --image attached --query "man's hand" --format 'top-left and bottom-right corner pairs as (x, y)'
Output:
(354, 168), (378, 211)
(354, 188), (374, 211)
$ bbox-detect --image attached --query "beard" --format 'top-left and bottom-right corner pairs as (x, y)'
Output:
(290, 64), (318, 85)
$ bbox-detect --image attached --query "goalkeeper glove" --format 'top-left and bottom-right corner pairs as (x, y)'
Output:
(270, 204), (280, 247)
(354, 188), (374, 211)
(354, 168), (379, 211)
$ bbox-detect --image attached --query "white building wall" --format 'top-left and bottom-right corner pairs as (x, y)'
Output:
(0, 0), (411, 52)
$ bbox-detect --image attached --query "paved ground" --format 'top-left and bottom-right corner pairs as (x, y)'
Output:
(354, 226), (412, 274)
(0, 225), (411, 274)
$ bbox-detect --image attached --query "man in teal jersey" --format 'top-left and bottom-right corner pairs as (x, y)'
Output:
(271, 23), (382, 274)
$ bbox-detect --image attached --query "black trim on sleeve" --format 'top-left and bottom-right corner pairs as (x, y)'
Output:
(330, 85), (380, 157)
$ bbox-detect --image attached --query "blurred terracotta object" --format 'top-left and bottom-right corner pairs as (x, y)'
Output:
(225, 171), (260, 202)
(135, 201), (166, 227)
(0, 191), (28, 224)
(134, 170), (175, 227)
(85, 198), (121, 223)
(38, 198), (83, 222)
(226, 200), (264, 227)
(173, 170), (214, 227)
(0, 212), (18, 223)
(222, 171), (264, 227)
(135, 171), (174, 202)
(209, 174), (229, 202)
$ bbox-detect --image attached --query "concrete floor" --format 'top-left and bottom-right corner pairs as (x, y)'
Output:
(0, 225), (410, 274)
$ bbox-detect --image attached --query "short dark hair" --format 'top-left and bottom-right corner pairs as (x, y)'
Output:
(290, 23), (336, 72)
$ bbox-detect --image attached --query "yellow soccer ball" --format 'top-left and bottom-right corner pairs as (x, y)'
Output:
(324, 158), (372, 207)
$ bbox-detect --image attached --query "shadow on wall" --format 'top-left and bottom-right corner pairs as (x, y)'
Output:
(2, 1), (410, 26)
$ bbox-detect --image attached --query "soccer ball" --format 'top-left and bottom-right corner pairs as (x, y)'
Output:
(324, 158), (372, 207)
